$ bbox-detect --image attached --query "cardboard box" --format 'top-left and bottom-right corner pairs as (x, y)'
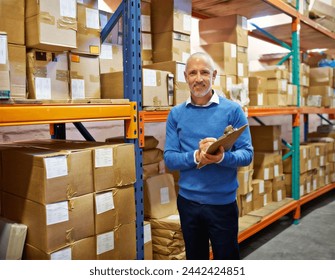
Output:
(101, 69), (174, 106)
(201, 42), (237, 76)
(144, 221), (153, 260)
(144, 173), (177, 219)
(94, 185), (136, 234)
(76, 4), (101, 55)
(141, 32), (153, 61)
(151, 0), (192, 35)
(8, 44), (26, 99)
(96, 222), (136, 260)
(25, 0), (77, 51)
(2, 146), (94, 204)
(143, 61), (189, 105)
(24, 236), (96, 260)
(153, 32), (190, 63)
(27, 50), (70, 100)
(141, 0), (151, 33)
(308, 86), (333, 107)
(0, 32), (10, 99)
(0, 0), (25, 45)
(199, 14), (248, 47)
(237, 46), (249, 78)
(237, 169), (253, 195)
(250, 125), (281, 152)
(2, 192), (95, 253)
(69, 53), (101, 99)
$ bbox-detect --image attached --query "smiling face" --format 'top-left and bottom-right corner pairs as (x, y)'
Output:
(184, 53), (217, 103)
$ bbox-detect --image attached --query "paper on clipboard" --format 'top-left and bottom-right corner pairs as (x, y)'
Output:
(197, 124), (248, 169)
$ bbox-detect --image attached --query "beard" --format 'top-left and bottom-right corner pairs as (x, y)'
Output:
(190, 82), (212, 98)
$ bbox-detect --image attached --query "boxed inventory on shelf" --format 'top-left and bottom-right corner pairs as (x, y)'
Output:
(8, 44), (26, 99)
(99, 43), (123, 74)
(0, 32), (10, 99)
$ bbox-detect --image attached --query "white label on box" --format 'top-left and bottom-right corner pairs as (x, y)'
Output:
(277, 190), (282, 201)
(313, 179), (317, 190)
(141, 33), (152, 50)
(97, 231), (114, 255)
(60, 0), (76, 18)
(167, 214), (180, 220)
(300, 185), (304, 196)
(263, 194), (267, 206)
(71, 79), (85, 99)
(35, 77), (51, 99)
(303, 148), (307, 159)
(281, 80), (287, 91)
(183, 14), (192, 32)
(51, 247), (72, 260)
(306, 183), (311, 194)
(141, 15), (151, 32)
(264, 168), (269, 180)
(308, 159), (312, 170)
(319, 168), (323, 176)
(95, 148), (113, 167)
(143, 223), (152, 244)
(238, 63), (244, 77)
(231, 45), (237, 58)
(86, 8), (100, 29)
(259, 181), (264, 193)
(160, 187), (170, 205)
(316, 147), (320, 156)
(177, 64), (186, 82)
(241, 16), (248, 30)
(246, 193), (252, 203)
(100, 44), (113, 59)
(44, 156), (68, 179)
(258, 93), (263, 105)
(96, 191), (115, 214)
(182, 52), (190, 64)
(46, 201), (69, 225)
(143, 69), (157, 87)
(288, 84), (293, 95)
(320, 156), (325, 166)
(100, 13), (108, 28)
(273, 140), (279, 151)
(244, 172), (248, 183)
(274, 165), (279, 177)
(0, 35), (7, 65)
(226, 77), (233, 90)
(242, 77), (249, 88)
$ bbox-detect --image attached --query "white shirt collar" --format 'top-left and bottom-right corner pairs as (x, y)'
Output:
(186, 90), (220, 107)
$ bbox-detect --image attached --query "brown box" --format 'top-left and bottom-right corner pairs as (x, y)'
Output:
(144, 173), (177, 219)
(0, 32), (10, 99)
(69, 53), (101, 99)
(96, 221), (136, 260)
(76, 4), (101, 55)
(25, 0), (77, 51)
(94, 185), (136, 234)
(237, 46), (249, 78)
(8, 44), (26, 99)
(2, 192), (95, 253)
(237, 169), (253, 195)
(0, 0), (25, 45)
(201, 42), (237, 76)
(199, 14), (248, 47)
(153, 32), (190, 63)
(2, 145), (94, 204)
(141, 32), (153, 61)
(144, 221), (153, 260)
(143, 61), (189, 105)
(151, 0), (192, 35)
(27, 50), (69, 100)
(239, 192), (253, 216)
(308, 86), (333, 107)
(24, 236), (96, 260)
(250, 125), (281, 152)
(99, 44), (123, 73)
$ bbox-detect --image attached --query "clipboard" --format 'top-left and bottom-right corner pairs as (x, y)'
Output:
(197, 124), (248, 169)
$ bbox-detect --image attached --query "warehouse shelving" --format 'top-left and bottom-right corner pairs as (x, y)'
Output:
(138, 0), (335, 250)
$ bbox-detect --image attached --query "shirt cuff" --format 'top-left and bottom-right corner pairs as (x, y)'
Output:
(216, 152), (225, 164)
(194, 150), (200, 164)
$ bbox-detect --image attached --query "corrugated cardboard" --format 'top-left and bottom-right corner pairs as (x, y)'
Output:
(144, 173), (177, 219)
(25, 0), (77, 51)
(144, 221), (153, 260)
(2, 192), (95, 253)
(8, 44), (26, 99)
(250, 125), (281, 152)
(94, 185), (136, 234)
(26, 50), (70, 100)
(0, 32), (10, 99)
(2, 146), (94, 204)
(99, 44), (123, 74)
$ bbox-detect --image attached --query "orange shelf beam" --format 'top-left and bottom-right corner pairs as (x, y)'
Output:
(248, 107), (299, 117)
(299, 183), (335, 206)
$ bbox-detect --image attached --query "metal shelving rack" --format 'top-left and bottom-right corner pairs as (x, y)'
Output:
(139, 0), (335, 245)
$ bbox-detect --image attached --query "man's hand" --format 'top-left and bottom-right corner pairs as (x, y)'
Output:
(196, 138), (225, 165)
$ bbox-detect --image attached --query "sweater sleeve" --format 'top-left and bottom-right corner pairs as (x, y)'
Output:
(164, 109), (197, 171)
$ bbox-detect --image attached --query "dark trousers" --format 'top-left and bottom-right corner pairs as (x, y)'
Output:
(177, 194), (240, 260)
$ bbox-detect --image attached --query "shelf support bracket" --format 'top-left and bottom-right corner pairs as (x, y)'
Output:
(73, 122), (96, 141)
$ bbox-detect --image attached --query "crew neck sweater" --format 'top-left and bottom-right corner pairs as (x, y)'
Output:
(164, 95), (253, 205)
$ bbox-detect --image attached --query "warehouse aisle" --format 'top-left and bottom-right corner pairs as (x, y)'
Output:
(239, 190), (335, 260)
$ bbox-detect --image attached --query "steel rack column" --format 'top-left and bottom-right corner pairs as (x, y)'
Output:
(122, 0), (144, 260)
(50, 123), (66, 139)
(291, 16), (301, 223)
(73, 122), (96, 141)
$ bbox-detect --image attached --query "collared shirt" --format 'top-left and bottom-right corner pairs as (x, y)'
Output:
(189, 90), (224, 165)
(186, 90), (220, 107)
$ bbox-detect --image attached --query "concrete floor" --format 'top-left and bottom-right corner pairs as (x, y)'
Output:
(239, 189), (335, 260)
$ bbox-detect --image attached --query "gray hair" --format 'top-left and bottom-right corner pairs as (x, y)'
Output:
(185, 52), (215, 72)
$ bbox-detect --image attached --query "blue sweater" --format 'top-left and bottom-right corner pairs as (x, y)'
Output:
(164, 96), (253, 205)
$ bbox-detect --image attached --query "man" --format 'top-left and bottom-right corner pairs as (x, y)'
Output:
(164, 52), (253, 260)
